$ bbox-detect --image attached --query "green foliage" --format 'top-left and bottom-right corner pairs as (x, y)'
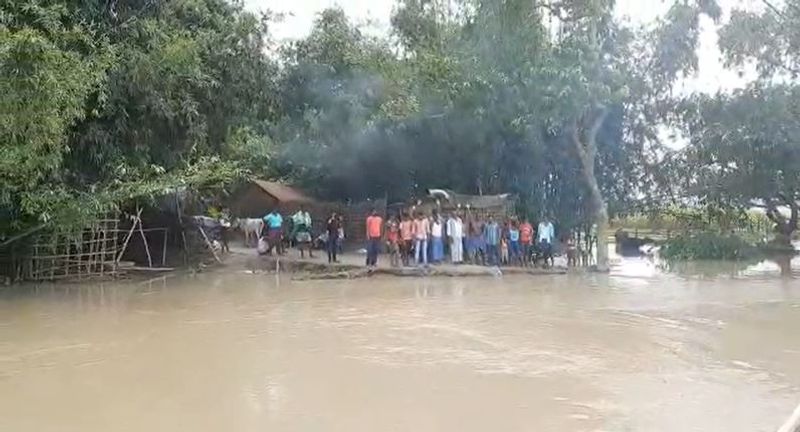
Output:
(274, 0), (709, 236)
(1, 0), (275, 237)
(0, 0), (111, 232)
(676, 0), (800, 245)
(719, 0), (800, 79)
(614, 206), (772, 240)
(661, 232), (761, 261)
(1, 0), (734, 254)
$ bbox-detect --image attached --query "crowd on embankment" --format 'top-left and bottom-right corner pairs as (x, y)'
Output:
(245, 206), (596, 270)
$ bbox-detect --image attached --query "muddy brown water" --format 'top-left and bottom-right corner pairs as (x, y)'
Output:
(1, 257), (799, 432)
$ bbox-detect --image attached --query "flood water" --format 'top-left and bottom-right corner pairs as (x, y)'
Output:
(1, 258), (799, 432)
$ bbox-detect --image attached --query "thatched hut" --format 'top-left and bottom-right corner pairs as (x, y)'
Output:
(230, 179), (315, 218)
(229, 180), (386, 248)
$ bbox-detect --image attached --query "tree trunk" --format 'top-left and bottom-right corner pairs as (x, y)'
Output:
(572, 107), (610, 272)
(765, 197), (798, 249)
(588, 180), (610, 272)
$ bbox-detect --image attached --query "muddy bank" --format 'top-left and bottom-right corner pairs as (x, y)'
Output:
(242, 253), (567, 280)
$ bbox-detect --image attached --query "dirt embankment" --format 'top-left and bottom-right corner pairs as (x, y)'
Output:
(236, 252), (567, 280)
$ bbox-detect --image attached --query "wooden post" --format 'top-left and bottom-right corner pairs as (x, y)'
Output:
(49, 234), (56, 281)
(110, 219), (119, 275)
(99, 222), (106, 278)
(181, 229), (189, 265)
(162, 228), (168, 267)
(116, 209), (141, 263)
(138, 217), (153, 268)
(197, 225), (222, 264)
(86, 226), (97, 277)
(65, 234), (71, 280)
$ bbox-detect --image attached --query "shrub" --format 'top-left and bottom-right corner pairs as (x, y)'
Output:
(660, 232), (761, 260)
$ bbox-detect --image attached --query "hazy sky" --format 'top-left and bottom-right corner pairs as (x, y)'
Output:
(245, 0), (762, 93)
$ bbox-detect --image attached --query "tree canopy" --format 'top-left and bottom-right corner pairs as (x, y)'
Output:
(678, 0), (800, 245)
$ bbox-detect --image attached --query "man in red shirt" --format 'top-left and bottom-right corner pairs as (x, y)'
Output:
(519, 217), (534, 267)
(365, 209), (383, 269)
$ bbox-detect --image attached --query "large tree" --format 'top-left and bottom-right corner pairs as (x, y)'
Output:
(682, 85), (800, 246)
(678, 0), (800, 246)
(276, 0), (721, 271)
(0, 0), (110, 231)
(1, 0), (278, 237)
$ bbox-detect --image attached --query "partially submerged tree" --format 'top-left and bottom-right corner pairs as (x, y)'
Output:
(682, 85), (800, 246)
(677, 0), (800, 246)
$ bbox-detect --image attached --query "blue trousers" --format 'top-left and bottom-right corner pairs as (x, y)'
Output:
(486, 244), (500, 266)
(431, 237), (444, 262)
(415, 239), (428, 265)
(327, 237), (338, 262)
(366, 238), (381, 266)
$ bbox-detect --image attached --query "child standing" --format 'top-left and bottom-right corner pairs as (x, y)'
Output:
(508, 221), (521, 266)
(500, 236), (509, 266)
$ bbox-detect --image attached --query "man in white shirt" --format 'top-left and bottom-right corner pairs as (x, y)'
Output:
(447, 213), (464, 263)
(537, 217), (555, 266)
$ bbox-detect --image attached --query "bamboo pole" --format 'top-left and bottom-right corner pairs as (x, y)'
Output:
(116, 209), (141, 263)
(31, 241), (38, 280)
(197, 225), (222, 264)
(0, 224), (45, 248)
(99, 222), (106, 278)
(778, 401), (800, 432)
(111, 219), (119, 275)
(65, 234), (71, 280)
(138, 217), (153, 268)
(181, 229), (189, 265)
(49, 234), (56, 281)
(86, 226), (97, 277)
(162, 228), (168, 267)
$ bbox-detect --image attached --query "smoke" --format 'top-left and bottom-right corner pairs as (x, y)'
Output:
(269, 2), (635, 228)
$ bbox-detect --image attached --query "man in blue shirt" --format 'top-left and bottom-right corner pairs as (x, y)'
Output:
(263, 210), (284, 255)
(483, 216), (500, 266)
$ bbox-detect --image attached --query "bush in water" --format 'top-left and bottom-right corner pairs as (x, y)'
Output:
(660, 232), (762, 261)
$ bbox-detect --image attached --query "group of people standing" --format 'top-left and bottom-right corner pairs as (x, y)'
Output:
(258, 206), (561, 270)
(260, 206), (327, 258)
(365, 209), (558, 269)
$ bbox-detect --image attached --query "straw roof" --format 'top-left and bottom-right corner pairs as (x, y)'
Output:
(252, 180), (313, 203)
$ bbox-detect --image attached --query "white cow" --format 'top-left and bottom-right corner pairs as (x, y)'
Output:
(236, 218), (264, 247)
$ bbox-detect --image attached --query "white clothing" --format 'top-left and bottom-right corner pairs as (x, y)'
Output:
(450, 237), (463, 263)
(431, 221), (443, 238)
(447, 217), (463, 239)
(447, 217), (464, 263)
(537, 221), (555, 243)
(293, 211), (311, 227)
